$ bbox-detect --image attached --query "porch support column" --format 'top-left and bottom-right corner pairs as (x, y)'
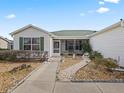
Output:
(73, 39), (76, 53)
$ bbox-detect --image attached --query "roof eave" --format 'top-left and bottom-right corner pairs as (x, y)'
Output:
(0, 36), (11, 43)
(53, 36), (90, 39)
(90, 21), (121, 37)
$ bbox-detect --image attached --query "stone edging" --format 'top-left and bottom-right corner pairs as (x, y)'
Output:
(7, 63), (43, 93)
(71, 79), (124, 83)
(57, 79), (124, 83)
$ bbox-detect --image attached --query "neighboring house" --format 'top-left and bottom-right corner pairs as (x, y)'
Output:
(90, 20), (124, 66)
(10, 24), (95, 57)
(10, 19), (124, 66)
(0, 36), (13, 50)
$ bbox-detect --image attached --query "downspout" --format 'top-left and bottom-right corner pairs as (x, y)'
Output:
(120, 19), (124, 28)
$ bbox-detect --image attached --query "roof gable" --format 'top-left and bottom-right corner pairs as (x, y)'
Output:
(10, 24), (55, 37)
(90, 21), (121, 37)
(0, 36), (11, 43)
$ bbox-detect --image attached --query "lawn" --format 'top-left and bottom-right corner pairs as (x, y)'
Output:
(0, 61), (41, 93)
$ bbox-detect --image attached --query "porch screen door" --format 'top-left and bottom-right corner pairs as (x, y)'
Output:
(53, 40), (60, 53)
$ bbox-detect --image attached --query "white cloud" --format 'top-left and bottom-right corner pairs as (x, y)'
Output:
(104, 0), (120, 4)
(99, 1), (105, 5)
(96, 7), (110, 13)
(80, 13), (85, 16)
(5, 14), (16, 19)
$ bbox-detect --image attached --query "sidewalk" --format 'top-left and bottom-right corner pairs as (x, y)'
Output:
(12, 62), (58, 93)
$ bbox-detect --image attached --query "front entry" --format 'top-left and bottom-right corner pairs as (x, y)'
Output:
(53, 40), (60, 56)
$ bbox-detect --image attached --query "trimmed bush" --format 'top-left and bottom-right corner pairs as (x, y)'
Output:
(6, 54), (17, 61)
(0, 53), (17, 61)
(0, 50), (48, 62)
(0, 48), (9, 50)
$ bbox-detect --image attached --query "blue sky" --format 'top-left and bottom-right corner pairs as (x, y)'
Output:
(0, 0), (123, 39)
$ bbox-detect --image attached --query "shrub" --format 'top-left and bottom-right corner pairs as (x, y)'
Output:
(103, 58), (118, 68)
(0, 55), (6, 60)
(0, 53), (17, 62)
(93, 57), (118, 69)
(94, 57), (103, 65)
(6, 54), (17, 61)
(90, 51), (103, 60)
(0, 48), (8, 50)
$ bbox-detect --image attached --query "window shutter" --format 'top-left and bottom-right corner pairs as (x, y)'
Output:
(40, 37), (44, 51)
(65, 40), (68, 50)
(19, 37), (23, 50)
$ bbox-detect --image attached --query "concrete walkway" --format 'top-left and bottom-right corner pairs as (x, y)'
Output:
(11, 60), (124, 93)
(12, 62), (58, 93)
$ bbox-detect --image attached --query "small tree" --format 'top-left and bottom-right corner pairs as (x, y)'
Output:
(82, 41), (92, 53)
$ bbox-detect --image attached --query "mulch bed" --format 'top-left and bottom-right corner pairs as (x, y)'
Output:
(74, 62), (124, 81)
(0, 62), (41, 93)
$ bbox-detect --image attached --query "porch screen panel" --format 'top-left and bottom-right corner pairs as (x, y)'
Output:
(40, 37), (44, 51)
(65, 40), (68, 50)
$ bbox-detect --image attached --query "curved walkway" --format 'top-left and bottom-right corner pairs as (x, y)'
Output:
(59, 58), (90, 81)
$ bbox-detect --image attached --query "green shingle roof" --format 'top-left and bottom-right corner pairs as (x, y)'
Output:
(51, 30), (96, 36)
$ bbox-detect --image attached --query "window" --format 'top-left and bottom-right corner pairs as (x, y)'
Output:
(54, 42), (59, 48)
(75, 40), (82, 50)
(32, 38), (40, 44)
(32, 38), (40, 50)
(32, 45), (39, 50)
(24, 45), (31, 50)
(24, 38), (31, 50)
(23, 38), (40, 50)
(24, 38), (31, 44)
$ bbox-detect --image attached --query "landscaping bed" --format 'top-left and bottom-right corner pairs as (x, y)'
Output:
(74, 51), (124, 81)
(59, 56), (82, 70)
(74, 62), (124, 81)
(0, 61), (41, 93)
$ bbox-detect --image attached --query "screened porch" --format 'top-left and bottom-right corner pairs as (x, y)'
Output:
(53, 39), (89, 55)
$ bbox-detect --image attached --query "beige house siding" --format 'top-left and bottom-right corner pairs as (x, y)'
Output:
(13, 27), (52, 57)
(90, 26), (124, 66)
(0, 38), (9, 49)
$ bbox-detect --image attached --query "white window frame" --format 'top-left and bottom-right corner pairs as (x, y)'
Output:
(23, 37), (40, 51)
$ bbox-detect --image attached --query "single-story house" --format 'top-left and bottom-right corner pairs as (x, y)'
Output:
(0, 36), (13, 50)
(10, 19), (124, 66)
(10, 24), (96, 57)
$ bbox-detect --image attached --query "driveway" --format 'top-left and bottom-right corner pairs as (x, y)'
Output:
(11, 62), (124, 93)
(54, 82), (124, 93)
